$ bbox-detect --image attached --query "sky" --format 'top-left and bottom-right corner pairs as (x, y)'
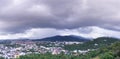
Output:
(0, 0), (120, 39)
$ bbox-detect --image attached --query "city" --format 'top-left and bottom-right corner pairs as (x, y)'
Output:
(0, 41), (90, 59)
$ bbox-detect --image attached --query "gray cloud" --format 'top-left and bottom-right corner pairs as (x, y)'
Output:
(0, 0), (120, 32)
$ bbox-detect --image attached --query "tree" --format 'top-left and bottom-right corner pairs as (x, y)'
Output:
(100, 52), (114, 59)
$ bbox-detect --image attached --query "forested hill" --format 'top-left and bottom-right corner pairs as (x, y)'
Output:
(64, 37), (120, 50)
(32, 35), (90, 42)
(92, 41), (120, 59)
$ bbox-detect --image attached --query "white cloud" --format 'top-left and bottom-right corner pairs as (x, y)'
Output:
(24, 28), (59, 39)
(0, 28), (59, 39)
(79, 26), (120, 38)
(0, 26), (120, 40)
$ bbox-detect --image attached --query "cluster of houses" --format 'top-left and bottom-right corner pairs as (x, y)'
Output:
(0, 41), (90, 59)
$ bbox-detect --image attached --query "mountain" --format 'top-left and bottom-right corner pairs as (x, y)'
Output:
(32, 35), (90, 42)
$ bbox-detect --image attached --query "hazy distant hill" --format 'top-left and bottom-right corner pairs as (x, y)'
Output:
(32, 35), (90, 42)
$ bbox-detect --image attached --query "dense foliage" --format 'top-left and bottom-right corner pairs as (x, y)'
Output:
(64, 37), (119, 50)
(0, 57), (4, 59)
(17, 53), (96, 59)
(98, 41), (120, 59)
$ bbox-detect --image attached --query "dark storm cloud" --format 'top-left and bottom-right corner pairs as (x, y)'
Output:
(0, 0), (120, 32)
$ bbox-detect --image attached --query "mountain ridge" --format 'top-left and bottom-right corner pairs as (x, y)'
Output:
(32, 35), (90, 42)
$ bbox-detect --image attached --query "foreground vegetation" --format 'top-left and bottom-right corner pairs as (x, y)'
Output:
(64, 37), (119, 50)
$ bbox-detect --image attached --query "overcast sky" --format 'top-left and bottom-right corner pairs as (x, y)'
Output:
(0, 0), (120, 39)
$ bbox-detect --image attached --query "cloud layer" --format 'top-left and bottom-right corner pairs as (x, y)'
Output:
(1, 26), (120, 39)
(0, 0), (120, 32)
(0, 0), (120, 39)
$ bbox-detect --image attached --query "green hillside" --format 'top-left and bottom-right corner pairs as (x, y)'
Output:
(64, 37), (119, 50)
